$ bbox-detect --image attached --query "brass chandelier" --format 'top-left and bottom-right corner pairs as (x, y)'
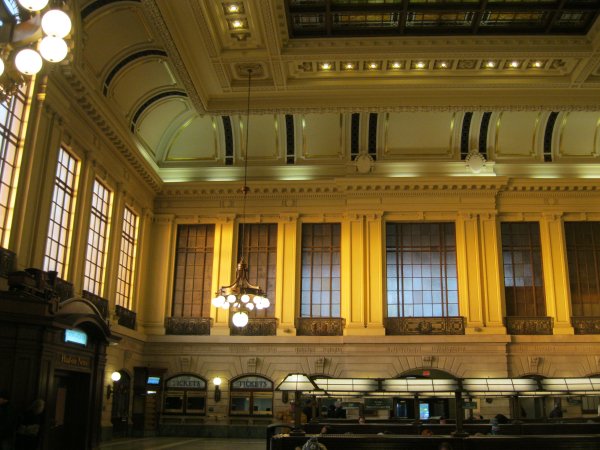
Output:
(211, 68), (270, 328)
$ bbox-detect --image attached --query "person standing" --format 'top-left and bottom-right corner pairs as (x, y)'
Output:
(0, 390), (17, 450)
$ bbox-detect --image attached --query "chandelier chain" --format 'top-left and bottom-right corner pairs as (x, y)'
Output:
(240, 68), (252, 262)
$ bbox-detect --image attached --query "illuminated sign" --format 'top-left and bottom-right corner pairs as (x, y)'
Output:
(147, 376), (161, 385)
(64, 329), (88, 346)
(232, 376), (273, 390)
(166, 376), (206, 389)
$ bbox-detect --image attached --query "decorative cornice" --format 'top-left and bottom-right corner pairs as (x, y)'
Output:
(141, 0), (207, 113)
(59, 66), (162, 193)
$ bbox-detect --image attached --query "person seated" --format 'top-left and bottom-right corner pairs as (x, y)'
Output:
(358, 416), (366, 424)
(421, 428), (434, 437)
(439, 416), (447, 424)
(320, 426), (328, 434)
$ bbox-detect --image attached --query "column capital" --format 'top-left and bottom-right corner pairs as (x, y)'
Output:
(279, 213), (299, 222)
(153, 214), (175, 225)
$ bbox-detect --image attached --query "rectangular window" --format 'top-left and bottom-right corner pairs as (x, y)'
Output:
(385, 223), (458, 318)
(172, 224), (215, 318)
(83, 179), (112, 296)
(300, 223), (341, 318)
(43, 148), (79, 278)
(501, 222), (545, 317)
(238, 223), (277, 317)
(0, 85), (31, 247)
(115, 206), (139, 309)
(565, 222), (600, 317)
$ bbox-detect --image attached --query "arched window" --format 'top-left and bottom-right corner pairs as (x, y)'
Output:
(163, 374), (207, 415)
(229, 375), (273, 416)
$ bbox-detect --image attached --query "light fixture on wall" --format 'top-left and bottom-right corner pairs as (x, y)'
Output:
(0, 0), (72, 101)
(106, 371), (122, 399)
(213, 377), (222, 402)
(211, 68), (270, 328)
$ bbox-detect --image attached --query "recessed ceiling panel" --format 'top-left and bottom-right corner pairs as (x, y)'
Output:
(235, 114), (282, 162)
(558, 112), (600, 158)
(83, 6), (154, 77)
(383, 112), (456, 158)
(110, 60), (178, 116)
(165, 115), (220, 162)
(299, 114), (345, 161)
(135, 98), (191, 158)
(493, 112), (541, 159)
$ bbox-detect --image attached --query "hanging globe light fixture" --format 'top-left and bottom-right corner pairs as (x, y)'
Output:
(15, 49), (43, 75)
(41, 9), (72, 38)
(18, 0), (49, 11)
(211, 68), (270, 328)
(39, 36), (68, 62)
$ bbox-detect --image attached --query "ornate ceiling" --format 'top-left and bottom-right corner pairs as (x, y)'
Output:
(58, 0), (600, 186)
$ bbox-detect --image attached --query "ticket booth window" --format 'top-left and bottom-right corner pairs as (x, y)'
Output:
(229, 375), (273, 416)
(163, 375), (207, 415)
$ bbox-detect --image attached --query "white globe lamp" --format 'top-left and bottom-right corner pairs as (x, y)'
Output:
(42, 9), (72, 38)
(241, 294), (250, 303)
(232, 311), (249, 328)
(15, 49), (43, 75)
(18, 0), (48, 11)
(110, 371), (121, 382)
(39, 37), (68, 63)
(212, 295), (225, 307)
(0, 59), (4, 77)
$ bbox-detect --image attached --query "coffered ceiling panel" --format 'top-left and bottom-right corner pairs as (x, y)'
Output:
(557, 112), (600, 159)
(491, 112), (542, 160)
(382, 112), (456, 158)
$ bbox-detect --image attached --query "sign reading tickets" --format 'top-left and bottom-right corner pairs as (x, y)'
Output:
(232, 376), (273, 390)
(166, 375), (206, 389)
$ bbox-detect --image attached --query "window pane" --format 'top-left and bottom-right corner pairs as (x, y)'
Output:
(300, 223), (341, 318)
(83, 180), (112, 296)
(171, 224), (215, 318)
(115, 206), (139, 309)
(565, 222), (600, 317)
(237, 223), (277, 318)
(385, 223), (458, 318)
(501, 222), (546, 317)
(43, 148), (79, 278)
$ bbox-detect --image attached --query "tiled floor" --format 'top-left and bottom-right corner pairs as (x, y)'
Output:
(99, 437), (265, 450)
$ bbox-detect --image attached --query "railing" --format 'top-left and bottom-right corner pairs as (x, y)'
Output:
(384, 316), (465, 335)
(505, 316), (553, 335)
(82, 290), (109, 319)
(296, 318), (345, 336)
(115, 305), (136, 330)
(164, 317), (211, 335)
(572, 317), (600, 335)
(231, 317), (277, 336)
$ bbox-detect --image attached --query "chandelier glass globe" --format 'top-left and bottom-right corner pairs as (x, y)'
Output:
(0, 59), (4, 77)
(15, 49), (43, 75)
(18, 0), (48, 11)
(42, 9), (72, 38)
(232, 311), (249, 328)
(39, 36), (68, 62)
(212, 295), (225, 308)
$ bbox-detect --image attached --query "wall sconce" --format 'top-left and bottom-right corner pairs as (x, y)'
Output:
(213, 377), (222, 402)
(107, 371), (121, 400)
